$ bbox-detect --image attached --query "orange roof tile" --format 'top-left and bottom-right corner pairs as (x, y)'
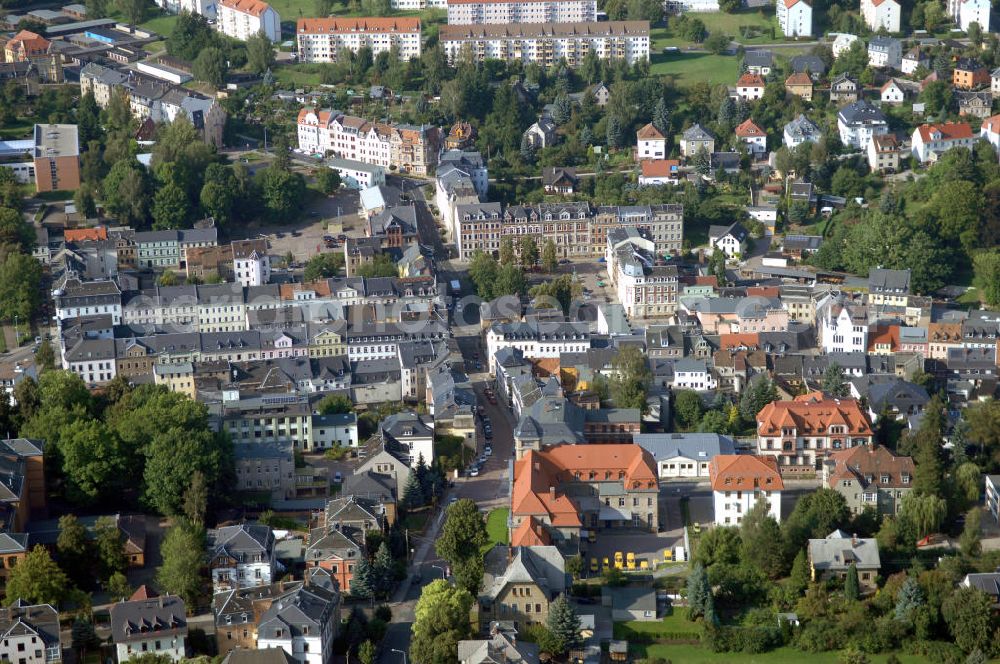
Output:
(640, 159), (679, 177)
(511, 516), (552, 546)
(636, 123), (665, 141)
(983, 114), (1000, 135)
(7, 30), (50, 54)
(867, 325), (900, 351)
(746, 286), (780, 298)
(694, 275), (718, 286)
(719, 333), (760, 350)
(279, 280), (333, 300)
(825, 445), (914, 490)
(737, 73), (766, 88)
(219, 0), (272, 16)
(65, 226), (108, 242)
(709, 455), (784, 491)
(297, 17), (421, 33)
(928, 321), (962, 342)
(785, 72), (813, 86)
(757, 395), (873, 437)
(735, 118), (765, 137)
(915, 122), (973, 143)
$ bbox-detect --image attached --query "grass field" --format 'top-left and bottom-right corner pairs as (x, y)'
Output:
(274, 65), (326, 88)
(484, 508), (509, 551)
(138, 13), (179, 37)
(650, 52), (739, 85)
(652, 10), (777, 49)
(643, 645), (933, 663)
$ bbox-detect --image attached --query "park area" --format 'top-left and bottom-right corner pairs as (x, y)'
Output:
(650, 52), (740, 85)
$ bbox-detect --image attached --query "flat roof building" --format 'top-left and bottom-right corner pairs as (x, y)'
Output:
(33, 124), (80, 193)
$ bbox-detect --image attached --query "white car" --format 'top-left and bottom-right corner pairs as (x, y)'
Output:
(484, 446), (493, 456)
(469, 467), (480, 477)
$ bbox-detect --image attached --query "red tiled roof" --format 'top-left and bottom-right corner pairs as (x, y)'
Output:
(709, 455), (784, 491)
(640, 159), (679, 177)
(297, 17), (421, 33)
(757, 394), (873, 436)
(915, 122), (974, 143)
(737, 73), (765, 88)
(219, 0), (272, 16)
(825, 445), (914, 490)
(735, 118), (765, 137)
(511, 516), (552, 546)
(7, 30), (50, 54)
(983, 114), (1000, 134)
(65, 226), (108, 242)
(636, 123), (665, 140)
(719, 333), (760, 350)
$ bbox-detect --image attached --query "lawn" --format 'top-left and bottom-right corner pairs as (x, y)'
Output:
(613, 612), (700, 642)
(484, 508), (509, 551)
(273, 64), (326, 88)
(957, 287), (982, 306)
(650, 52), (740, 86)
(643, 645), (933, 663)
(138, 13), (179, 37)
(653, 11), (777, 49)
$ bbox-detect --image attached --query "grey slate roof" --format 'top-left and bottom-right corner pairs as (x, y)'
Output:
(110, 595), (187, 644)
(633, 433), (736, 462)
(683, 124), (715, 141)
(208, 523), (275, 561)
(222, 648), (298, 664)
(838, 100), (887, 126)
(482, 545), (567, 601)
(256, 585), (340, 641)
(808, 530), (881, 572)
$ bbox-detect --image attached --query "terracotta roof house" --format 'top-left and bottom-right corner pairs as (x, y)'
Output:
(756, 392), (874, 474)
(822, 444), (914, 517)
(785, 72), (813, 100)
(638, 159), (680, 185)
(511, 445), (658, 546)
(3, 31), (50, 62)
(636, 123), (667, 160)
(708, 454), (784, 525)
(736, 72), (766, 100)
(735, 118), (767, 155)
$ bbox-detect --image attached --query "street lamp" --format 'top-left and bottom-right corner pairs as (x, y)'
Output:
(391, 649), (407, 664)
(431, 564), (446, 579)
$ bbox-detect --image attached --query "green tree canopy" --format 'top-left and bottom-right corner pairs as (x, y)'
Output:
(410, 580), (474, 664)
(156, 522), (205, 606)
(6, 545), (72, 606)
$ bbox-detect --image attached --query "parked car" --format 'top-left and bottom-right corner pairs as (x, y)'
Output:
(333, 472), (342, 483)
(469, 466), (480, 477)
(484, 445), (492, 456)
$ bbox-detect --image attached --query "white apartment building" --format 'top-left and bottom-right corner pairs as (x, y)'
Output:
(155, 0), (216, 18)
(296, 17), (422, 63)
(709, 455), (784, 526)
(447, 0), (597, 24)
(438, 21), (650, 67)
(257, 587), (339, 664)
(392, 0), (446, 7)
(232, 240), (271, 287)
(861, 0), (901, 33)
(0, 604), (61, 664)
(208, 524), (277, 594)
(982, 114), (1000, 152)
(818, 299), (869, 354)
(777, 0), (812, 37)
(636, 123), (667, 160)
(837, 100), (888, 149)
(950, 0), (990, 32)
(327, 158), (386, 190)
(217, 0), (280, 42)
(110, 596), (187, 663)
(831, 33), (859, 57)
(606, 228), (679, 318)
(911, 122), (975, 163)
(296, 108), (440, 176)
(672, 359), (718, 391)
(486, 321), (590, 374)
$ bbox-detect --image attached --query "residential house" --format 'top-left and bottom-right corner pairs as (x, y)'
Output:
(785, 72), (814, 100)
(868, 268), (911, 306)
(234, 443), (296, 501)
(831, 33), (859, 58)
(379, 412), (434, 468)
(601, 587), (657, 621)
(744, 50), (773, 75)
(709, 454), (784, 525)
(961, 573), (1000, 607)
(987, 474), (1000, 523)
(638, 159), (680, 185)
(542, 167), (579, 195)
(818, 296), (870, 354)
(809, 530), (881, 592)
(829, 74), (860, 105)
(305, 495), (383, 593)
(110, 594), (187, 662)
(708, 221), (750, 258)
(457, 626), (540, 664)
(736, 73), (766, 101)
(672, 358), (718, 390)
(777, 0), (812, 36)
(901, 47), (929, 75)
(217, 0), (280, 42)
(735, 118), (767, 154)
(634, 432), (736, 478)
(861, 0), (901, 32)
(822, 444), (914, 516)
(957, 91), (993, 119)
(295, 17), (421, 63)
(992, 67), (1000, 98)
(838, 100), (889, 148)
(207, 524), (277, 594)
(790, 54), (827, 78)
(983, 114), (1000, 151)
(954, 58), (989, 89)
(880, 79), (905, 104)
(756, 392), (875, 472)
(0, 602), (61, 664)
(867, 134), (901, 172)
(636, 123), (667, 160)
(783, 114), (821, 147)
(911, 122), (975, 162)
(681, 124), (715, 157)
(523, 116), (557, 149)
(477, 545), (567, 629)
(354, 446), (411, 498)
(256, 585), (342, 664)
(868, 37), (901, 69)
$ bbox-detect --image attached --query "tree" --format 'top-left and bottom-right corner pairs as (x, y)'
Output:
(844, 563), (859, 601)
(694, 527), (741, 570)
(57, 514), (93, 585)
(0, 248), (42, 323)
(894, 575), (925, 623)
(821, 362), (848, 397)
(0, 207), (33, 253)
(373, 542), (395, 598)
(436, 499), (487, 566)
(686, 562), (713, 620)
(494, 264), (527, 298)
(303, 252), (345, 281)
(708, 248), (727, 285)
(546, 595), (582, 655)
(518, 236), (539, 268)
(452, 555), (484, 596)
(106, 571), (132, 601)
(193, 47), (227, 88)
(529, 274), (581, 314)
(787, 549), (810, 598)
(73, 187), (98, 220)
(116, 0), (145, 25)
(401, 471), (424, 509)
(156, 522), (206, 606)
(781, 489), (850, 558)
(692, 145), (711, 176)
(72, 616), (100, 659)
(315, 167), (341, 195)
(542, 238), (558, 273)
(6, 545), (71, 606)
(59, 419), (127, 504)
(246, 32), (275, 74)
(960, 507), (982, 557)
(499, 237), (515, 265)
(94, 516), (126, 581)
(900, 493), (947, 539)
(739, 376), (778, 422)
(740, 501), (785, 578)
(151, 182), (191, 231)
(974, 250), (1000, 307)
(410, 580), (474, 664)
(838, 648), (870, 664)
(704, 32), (730, 55)
(317, 394), (352, 415)
(609, 346), (652, 412)
(652, 96), (670, 137)
(943, 586), (995, 654)
(358, 641), (376, 664)
(259, 164), (306, 222)
(673, 390), (704, 429)
(102, 160), (149, 227)
(199, 165), (237, 227)
(606, 114), (624, 149)
(355, 253), (398, 278)
(183, 471), (208, 528)
(468, 250), (499, 299)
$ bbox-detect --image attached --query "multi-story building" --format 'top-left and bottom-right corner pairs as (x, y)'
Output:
(680, 124), (715, 158)
(110, 594), (187, 663)
(837, 100), (888, 149)
(256, 585), (341, 664)
(735, 118), (767, 154)
(823, 444), (914, 516)
(861, 0), (900, 32)
(950, 0), (991, 31)
(233, 443), (296, 500)
(217, 0), (280, 41)
(0, 603), (62, 664)
(986, 474), (1000, 523)
(486, 321), (590, 373)
(2, 30), (50, 63)
(134, 228), (219, 269)
(756, 392), (875, 471)
(953, 57), (989, 89)
(296, 17), (422, 63)
(777, 0), (812, 36)
(296, 108), (441, 176)
(867, 36), (901, 69)
(783, 114), (821, 148)
(154, 0), (218, 17)
(447, 0), (597, 24)
(438, 21), (650, 67)
(477, 545), (567, 629)
(736, 73), (765, 100)
(868, 268), (910, 307)
(207, 524), (277, 594)
(911, 122), (975, 163)
(32, 124), (80, 193)
(636, 122), (667, 159)
(232, 239), (271, 287)
(606, 228), (679, 319)
(818, 297), (869, 354)
(709, 454), (783, 525)
(510, 445), (658, 546)
(53, 277), (123, 324)
(867, 134), (901, 172)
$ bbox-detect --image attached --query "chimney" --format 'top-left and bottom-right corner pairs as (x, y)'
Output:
(549, 486), (555, 498)
(852, 533), (858, 547)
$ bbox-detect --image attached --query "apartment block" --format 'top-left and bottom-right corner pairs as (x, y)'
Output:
(446, 0), (597, 25)
(32, 124), (80, 193)
(296, 17), (421, 63)
(217, 0), (281, 42)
